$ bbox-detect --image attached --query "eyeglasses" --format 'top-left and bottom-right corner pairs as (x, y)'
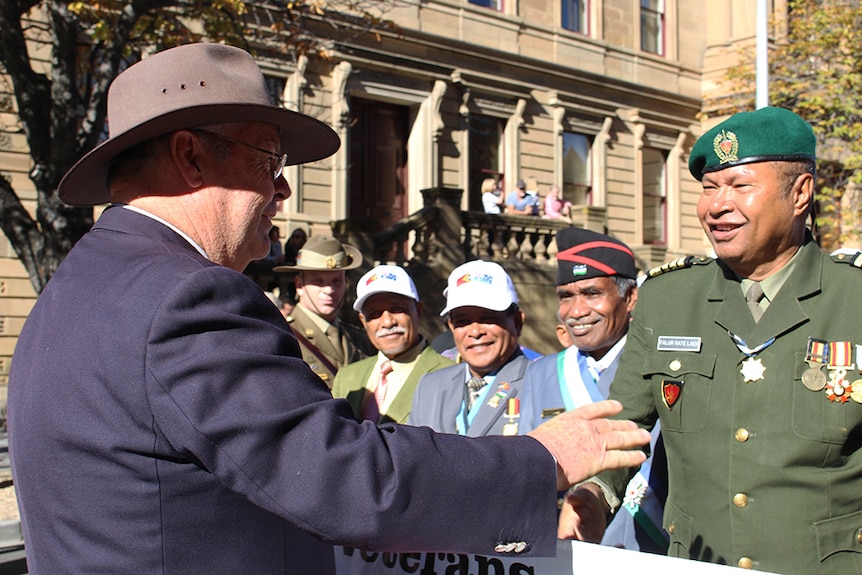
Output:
(193, 129), (288, 182)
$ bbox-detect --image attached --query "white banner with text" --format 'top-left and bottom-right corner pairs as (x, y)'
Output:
(335, 539), (778, 575)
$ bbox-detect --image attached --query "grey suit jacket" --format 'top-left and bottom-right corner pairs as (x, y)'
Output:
(409, 351), (531, 436)
(332, 344), (454, 424)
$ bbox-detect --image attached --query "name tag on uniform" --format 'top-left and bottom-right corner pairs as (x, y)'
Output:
(541, 407), (565, 419)
(657, 336), (702, 352)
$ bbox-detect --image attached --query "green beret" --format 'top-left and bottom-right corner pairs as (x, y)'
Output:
(688, 107), (815, 181)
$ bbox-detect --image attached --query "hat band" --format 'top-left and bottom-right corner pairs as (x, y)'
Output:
(701, 153), (816, 175)
(298, 250), (347, 269)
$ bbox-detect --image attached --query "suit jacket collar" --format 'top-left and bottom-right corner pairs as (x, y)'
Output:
(468, 351), (529, 437)
(95, 204), (204, 257)
(383, 346), (447, 424)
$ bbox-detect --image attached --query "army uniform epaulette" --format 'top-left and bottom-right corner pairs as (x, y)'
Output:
(646, 255), (713, 279)
(831, 251), (862, 268)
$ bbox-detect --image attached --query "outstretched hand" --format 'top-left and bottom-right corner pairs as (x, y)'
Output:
(558, 482), (609, 542)
(527, 399), (648, 490)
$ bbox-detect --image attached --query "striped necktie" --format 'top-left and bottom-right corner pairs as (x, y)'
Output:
(363, 360), (393, 421)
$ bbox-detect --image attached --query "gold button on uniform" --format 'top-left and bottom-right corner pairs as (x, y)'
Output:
(733, 493), (749, 507)
(669, 359), (682, 371)
(738, 557), (753, 569)
(735, 428), (750, 442)
(856, 528), (862, 544)
(667, 522), (675, 535)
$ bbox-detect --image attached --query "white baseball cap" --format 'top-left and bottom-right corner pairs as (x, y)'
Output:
(439, 260), (518, 316)
(353, 265), (420, 312)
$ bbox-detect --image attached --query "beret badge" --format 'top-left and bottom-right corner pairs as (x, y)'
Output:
(713, 130), (739, 164)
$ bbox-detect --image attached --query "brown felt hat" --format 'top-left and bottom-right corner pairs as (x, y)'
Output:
(273, 235), (363, 272)
(58, 43), (340, 207)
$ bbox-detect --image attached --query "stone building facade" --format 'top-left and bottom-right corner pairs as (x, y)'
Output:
(0, 1), (779, 386)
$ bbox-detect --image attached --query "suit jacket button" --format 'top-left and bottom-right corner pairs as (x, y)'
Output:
(735, 428), (750, 442)
(738, 557), (753, 569)
(733, 493), (749, 508)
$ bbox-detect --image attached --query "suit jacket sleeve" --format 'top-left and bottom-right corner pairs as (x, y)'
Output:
(145, 266), (559, 554)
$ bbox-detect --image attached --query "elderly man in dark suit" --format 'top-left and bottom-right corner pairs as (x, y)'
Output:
(409, 260), (532, 436)
(7, 43), (648, 574)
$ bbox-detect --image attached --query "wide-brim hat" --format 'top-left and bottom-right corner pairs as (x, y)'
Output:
(58, 43), (340, 207)
(273, 235), (362, 272)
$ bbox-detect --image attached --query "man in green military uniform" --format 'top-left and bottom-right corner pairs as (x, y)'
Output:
(560, 106), (862, 574)
(274, 235), (374, 386)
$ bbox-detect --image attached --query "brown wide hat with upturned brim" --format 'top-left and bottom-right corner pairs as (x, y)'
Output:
(58, 43), (340, 207)
(273, 235), (363, 272)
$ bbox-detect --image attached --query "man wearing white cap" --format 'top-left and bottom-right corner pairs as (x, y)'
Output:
(332, 265), (454, 424)
(409, 260), (532, 436)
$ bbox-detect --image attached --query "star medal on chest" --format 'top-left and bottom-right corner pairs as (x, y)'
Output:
(729, 331), (775, 383)
(801, 337), (828, 391)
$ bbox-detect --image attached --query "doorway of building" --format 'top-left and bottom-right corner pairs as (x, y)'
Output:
(348, 99), (409, 239)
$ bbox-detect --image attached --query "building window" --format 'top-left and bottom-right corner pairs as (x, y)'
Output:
(469, 115), (505, 212)
(562, 0), (587, 34)
(642, 147), (667, 244)
(469, 0), (502, 10)
(265, 76), (286, 107)
(562, 132), (592, 205)
(641, 0), (664, 55)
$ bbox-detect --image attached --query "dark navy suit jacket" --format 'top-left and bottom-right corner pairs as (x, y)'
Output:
(8, 207), (557, 574)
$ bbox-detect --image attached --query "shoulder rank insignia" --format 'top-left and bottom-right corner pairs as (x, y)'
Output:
(646, 255), (713, 279)
(831, 251), (862, 269)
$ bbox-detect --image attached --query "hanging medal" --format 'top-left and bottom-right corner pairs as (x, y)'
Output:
(502, 398), (520, 436)
(729, 331), (775, 382)
(826, 341), (854, 403)
(802, 337), (829, 391)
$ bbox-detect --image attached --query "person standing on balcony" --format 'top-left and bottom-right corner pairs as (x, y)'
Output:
(409, 260), (534, 436)
(506, 179), (539, 216)
(274, 235), (374, 387)
(332, 265), (454, 424)
(7, 42), (651, 574)
(481, 177), (504, 214)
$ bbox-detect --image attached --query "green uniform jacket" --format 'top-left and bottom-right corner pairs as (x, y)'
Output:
(602, 238), (862, 574)
(331, 344), (454, 424)
(286, 305), (373, 388)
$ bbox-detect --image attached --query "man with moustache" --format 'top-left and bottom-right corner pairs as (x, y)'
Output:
(274, 235), (374, 387)
(332, 265), (454, 424)
(562, 107), (862, 575)
(519, 227), (668, 554)
(409, 260), (532, 436)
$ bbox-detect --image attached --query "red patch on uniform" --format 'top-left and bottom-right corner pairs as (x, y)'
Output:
(662, 380), (683, 410)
